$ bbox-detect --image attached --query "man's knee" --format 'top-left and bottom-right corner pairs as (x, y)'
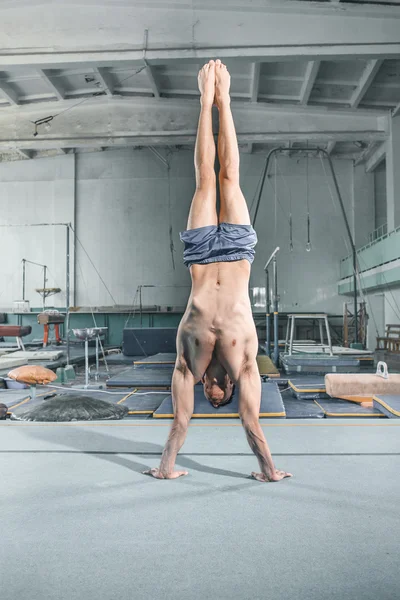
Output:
(196, 165), (216, 188)
(219, 163), (240, 184)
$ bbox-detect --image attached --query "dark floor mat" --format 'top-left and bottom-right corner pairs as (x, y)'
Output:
(282, 395), (324, 419)
(315, 399), (386, 418)
(373, 395), (400, 419)
(107, 366), (174, 388)
(154, 381), (285, 418)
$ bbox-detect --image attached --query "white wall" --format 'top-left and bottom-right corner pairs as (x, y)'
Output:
(245, 154), (353, 314)
(0, 148), (358, 314)
(0, 154), (75, 310)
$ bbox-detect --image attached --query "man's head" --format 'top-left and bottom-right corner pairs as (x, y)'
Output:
(202, 367), (235, 409)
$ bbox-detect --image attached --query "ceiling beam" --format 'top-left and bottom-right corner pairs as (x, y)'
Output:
(326, 141), (336, 155)
(365, 142), (386, 172)
(16, 149), (32, 159)
(0, 80), (19, 105)
(299, 61), (320, 106)
(94, 68), (114, 96)
(250, 63), (261, 103)
(0, 97), (387, 152)
(354, 141), (379, 166)
(350, 59), (382, 109)
(37, 69), (65, 101)
(1, 2), (400, 71)
(145, 64), (160, 99)
(1, 46), (400, 73)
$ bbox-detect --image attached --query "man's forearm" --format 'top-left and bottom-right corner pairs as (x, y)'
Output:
(159, 421), (189, 475)
(242, 420), (276, 476)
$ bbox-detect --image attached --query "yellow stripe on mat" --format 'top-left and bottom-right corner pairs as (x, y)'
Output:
(134, 361), (174, 365)
(117, 390), (138, 404)
(314, 400), (385, 418)
(373, 396), (400, 417)
(154, 411), (286, 419)
(288, 380), (325, 393)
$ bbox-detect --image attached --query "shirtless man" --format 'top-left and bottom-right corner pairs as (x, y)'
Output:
(145, 60), (292, 483)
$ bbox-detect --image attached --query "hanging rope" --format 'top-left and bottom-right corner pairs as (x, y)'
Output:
(166, 150), (176, 271)
(274, 154), (278, 243)
(305, 144), (311, 252)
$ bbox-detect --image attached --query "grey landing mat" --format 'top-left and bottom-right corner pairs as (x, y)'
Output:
(288, 377), (328, 400)
(373, 395), (400, 419)
(154, 381), (285, 418)
(314, 399), (387, 418)
(107, 366), (174, 388)
(7, 388), (163, 418)
(281, 393), (324, 419)
(134, 353), (176, 368)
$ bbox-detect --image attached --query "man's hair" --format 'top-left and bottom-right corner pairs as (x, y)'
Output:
(216, 384), (236, 408)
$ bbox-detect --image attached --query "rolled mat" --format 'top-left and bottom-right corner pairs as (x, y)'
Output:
(325, 372), (400, 403)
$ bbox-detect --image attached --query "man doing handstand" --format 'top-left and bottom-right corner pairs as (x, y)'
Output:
(145, 60), (292, 483)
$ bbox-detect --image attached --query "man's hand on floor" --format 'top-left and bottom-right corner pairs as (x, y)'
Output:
(251, 470), (293, 482)
(143, 468), (189, 480)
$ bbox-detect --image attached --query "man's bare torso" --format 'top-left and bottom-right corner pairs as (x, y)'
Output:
(177, 259), (258, 382)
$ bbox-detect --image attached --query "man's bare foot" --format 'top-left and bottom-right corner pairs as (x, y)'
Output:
(143, 467), (189, 480)
(198, 60), (215, 107)
(251, 469), (293, 482)
(215, 58), (231, 108)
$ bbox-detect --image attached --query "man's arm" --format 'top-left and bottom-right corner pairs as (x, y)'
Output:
(144, 363), (194, 479)
(238, 362), (292, 482)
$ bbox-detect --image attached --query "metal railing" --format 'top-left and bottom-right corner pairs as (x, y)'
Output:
(368, 223), (388, 244)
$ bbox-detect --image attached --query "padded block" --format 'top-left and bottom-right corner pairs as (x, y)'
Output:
(123, 328), (177, 356)
(134, 353), (176, 368)
(288, 377), (328, 400)
(107, 366), (173, 388)
(154, 381), (285, 418)
(373, 395), (400, 419)
(0, 325), (32, 337)
(325, 373), (400, 397)
(315, 399), (386, 418)
(0, 357), (26, 371)
(8, 350), (63, 361)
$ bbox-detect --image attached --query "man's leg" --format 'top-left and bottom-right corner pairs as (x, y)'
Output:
(215, 59), (251, 225)
(187, 60), (218, 230)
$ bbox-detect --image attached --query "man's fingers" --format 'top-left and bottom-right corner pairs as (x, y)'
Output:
(251, 472), (266, 482)
(277, 470), (293, 478)
(169, 471), (189, 479)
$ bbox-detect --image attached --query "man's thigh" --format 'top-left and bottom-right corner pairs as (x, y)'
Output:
(176, 325), (216, 381)
(216, 331), (258, 382)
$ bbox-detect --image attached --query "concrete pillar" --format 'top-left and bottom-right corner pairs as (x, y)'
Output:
(386, 116), (400, 231)
(352, 163), (374, 248)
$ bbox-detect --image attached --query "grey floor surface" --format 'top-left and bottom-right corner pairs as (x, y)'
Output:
(1, 419), (399, 600)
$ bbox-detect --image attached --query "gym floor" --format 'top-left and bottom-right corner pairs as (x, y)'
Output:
(1, 419), (399, 600)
